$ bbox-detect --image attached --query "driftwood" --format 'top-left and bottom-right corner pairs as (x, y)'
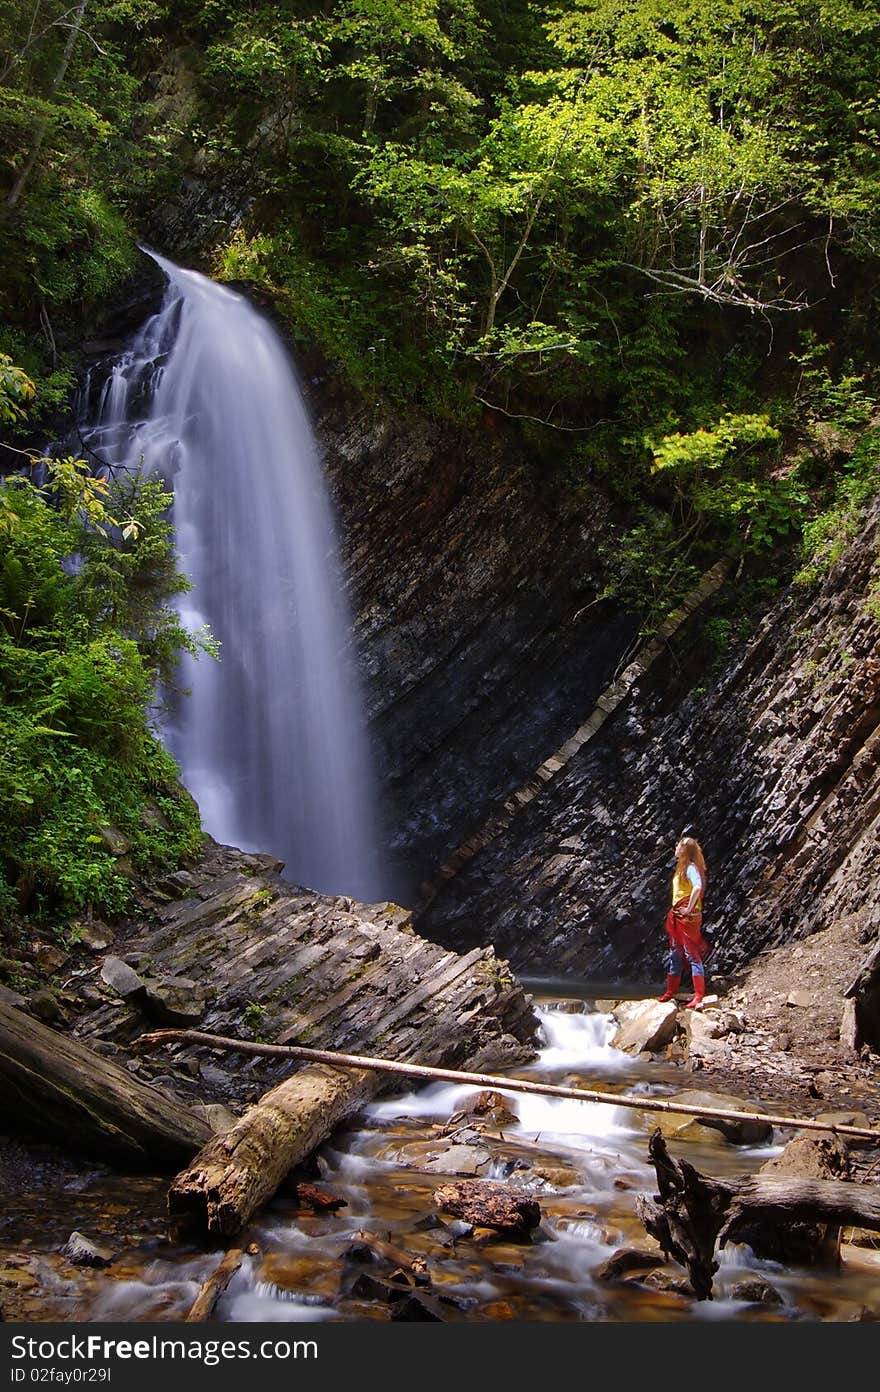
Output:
(344, 1231), (430, 1285)
(139, 1027), (880, 1145)
(0, 998), (211, 1167)
(637, 1130), (880, 1300)
(739, 1134), (851, 1265)
(184, 1249), (243, 1321)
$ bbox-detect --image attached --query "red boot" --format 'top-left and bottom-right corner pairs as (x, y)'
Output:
(657, 975), (681, 1003)
(685, 976), (705, 1010)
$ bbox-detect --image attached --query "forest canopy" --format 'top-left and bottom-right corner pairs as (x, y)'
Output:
(1, 1), (879, 611)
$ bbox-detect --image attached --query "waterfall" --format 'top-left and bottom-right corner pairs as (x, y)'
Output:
(79, 252), (386, 902)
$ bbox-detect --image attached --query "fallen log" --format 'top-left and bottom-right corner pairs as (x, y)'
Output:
(0, 998), (212, 1168)
(168, 1060), (376, 1238)
(138, 1027), (880, 1145)
(636, 1130), (880, 1300)
(185, 1249), (243, 1322)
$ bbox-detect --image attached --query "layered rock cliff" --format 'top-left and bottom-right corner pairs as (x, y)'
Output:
(306, 392), (638, 902)
(418, 497), (880, 1004)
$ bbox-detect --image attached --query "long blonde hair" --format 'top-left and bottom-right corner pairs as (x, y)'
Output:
(675, 836), (707, 892)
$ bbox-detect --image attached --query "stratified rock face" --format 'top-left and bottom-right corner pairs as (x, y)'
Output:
(310, 399), (632, 900)
(419, 499), (880, 982)
(77, 839), (538, 1094)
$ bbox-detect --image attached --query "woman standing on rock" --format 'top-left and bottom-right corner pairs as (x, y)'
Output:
(658, 835), (708, 1010)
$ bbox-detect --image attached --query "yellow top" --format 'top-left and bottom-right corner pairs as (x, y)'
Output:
(672, 866), (702, 910)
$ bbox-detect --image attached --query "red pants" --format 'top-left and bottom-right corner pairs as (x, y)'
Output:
(665, 905), (707, 980)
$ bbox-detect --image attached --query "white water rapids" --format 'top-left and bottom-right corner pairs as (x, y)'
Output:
(79, 253), (386, 901)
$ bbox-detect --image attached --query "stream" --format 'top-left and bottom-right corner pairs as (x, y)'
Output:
(3, 996), (878, 1323)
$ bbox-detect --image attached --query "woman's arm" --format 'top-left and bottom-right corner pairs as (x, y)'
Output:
(683, 864), (703, 914)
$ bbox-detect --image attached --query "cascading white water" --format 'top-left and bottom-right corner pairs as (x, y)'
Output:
(80, 252), (386, 901)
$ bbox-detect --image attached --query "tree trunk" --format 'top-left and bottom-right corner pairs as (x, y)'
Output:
(169, 1061), (378, 1238)
(0, 997), (212, 1167)
(7, 0), (89, 207)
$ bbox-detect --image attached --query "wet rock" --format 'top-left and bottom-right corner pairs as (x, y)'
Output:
(62, 1232), (115, 1268)
(594, 1247), (665, 1282)
(286, 1181), (348, 1213)
(648, 1089), (773, 1145)
(642, 1269), (694, 1297)
(610, 1000), (678, 1054)
(728, 1278), (783, 1305)
(815, 1111), (874, 1149)
(389, 1291), (446, 1321)
(423, 1144), (491, 1175)
(434, 1180), (541, 1236)
(463, 1090), (518, 1128)
(444, 1219), (474, 1239)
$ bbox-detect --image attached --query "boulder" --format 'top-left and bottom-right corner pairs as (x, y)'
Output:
(192, 1102), (239, 1134)
(100, 956), (147, 1001)
(610, 1000), (678, 1054)
(648, 1089), (773, 1145)
(814, 1111), (874, 1150)
(26, 989), (64, 1024)
(142, 976), (208, 1026)
(681, 1011), (723, 1059)
(423, 1144), (491, 1176)
(786, 988), (813, 1008)
(78, 923), (115, 952)
(32, 943), (68, 973)
(434, 1180), (541, 1236)
(462, 1090), (518, 1128)
(98, 826), (131, 857)
(62, 1233), (115, 1268)
(593, 1247), (665, 1283)
(761, 1134), (850, 1181)
(732, 1134), (852, 1265)
(728, 1278), (783, 1305)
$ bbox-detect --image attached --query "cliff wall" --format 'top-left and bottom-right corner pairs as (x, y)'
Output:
(419, 500), (880, 986)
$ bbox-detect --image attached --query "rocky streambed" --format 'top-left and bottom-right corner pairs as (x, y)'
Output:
(2, 997), (879, 1324)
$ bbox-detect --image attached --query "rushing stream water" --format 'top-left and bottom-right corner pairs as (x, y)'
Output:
(78, 253), (386, 902)
(5, 998), (878, 1323)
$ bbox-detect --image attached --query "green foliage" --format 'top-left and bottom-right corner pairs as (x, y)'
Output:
(0, 454), (209, 924)
(597, 508), (701, 629)
(0, 353), (35, 422)
(242, 999), (268, 1033)
(796, 428), (880, 584)
(2, 0), (880, 642)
